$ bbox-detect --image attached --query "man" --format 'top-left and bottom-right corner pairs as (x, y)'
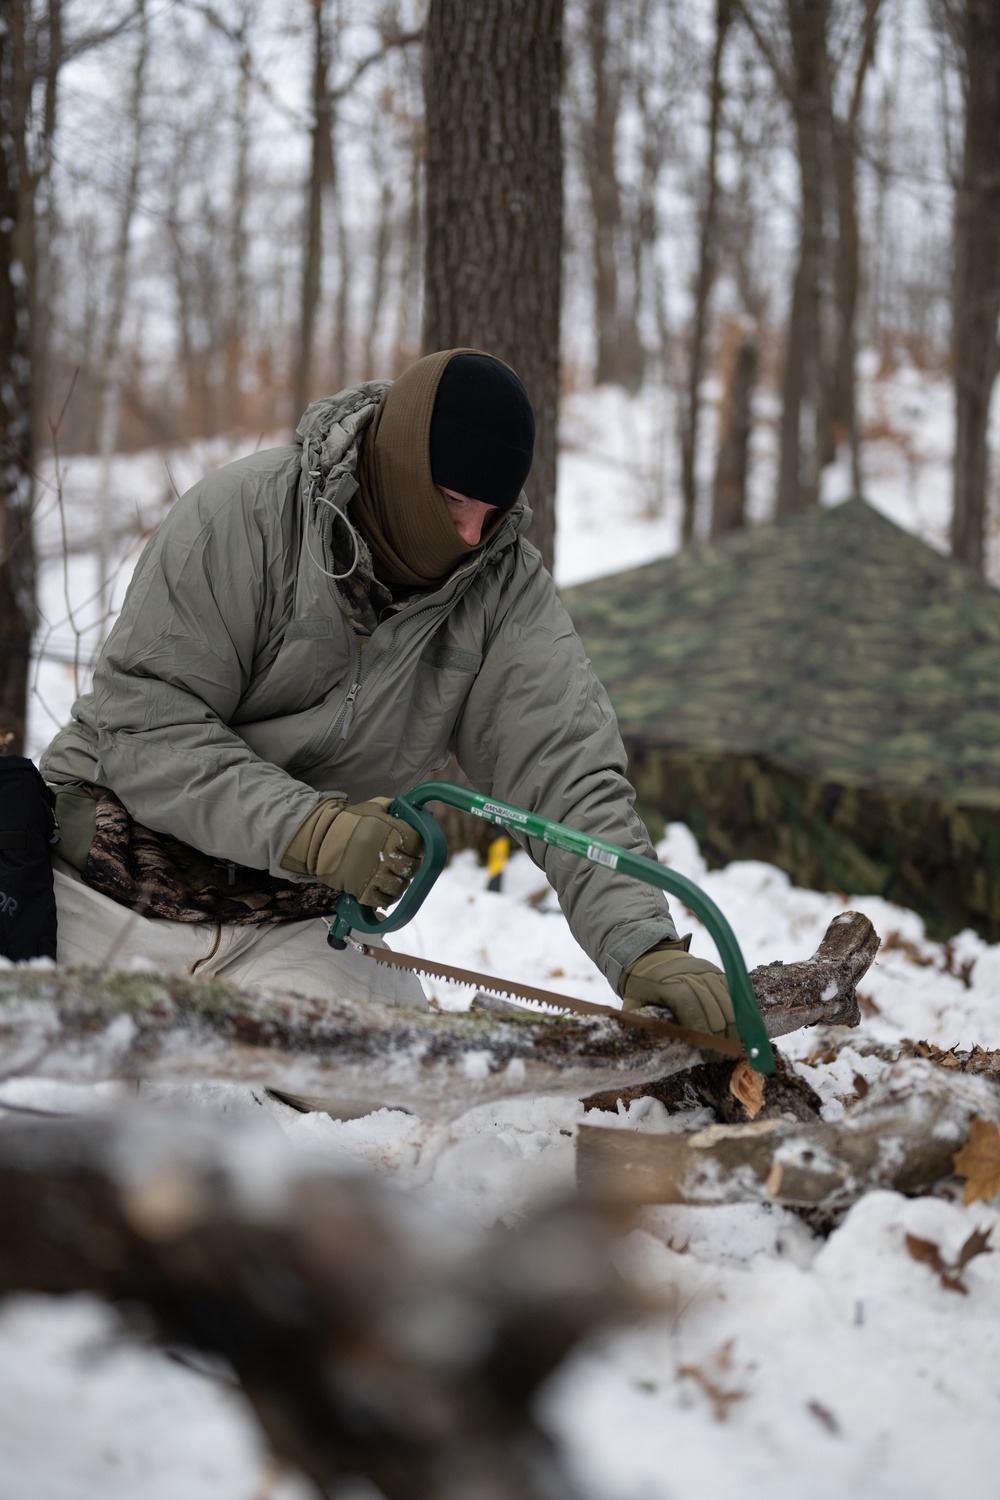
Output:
(41, 349), (735, 1037)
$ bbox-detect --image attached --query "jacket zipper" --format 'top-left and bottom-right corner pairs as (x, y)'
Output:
(324, 560), (482, 755)
(313, 505), (519, 764)
(340, 681), (361, 739)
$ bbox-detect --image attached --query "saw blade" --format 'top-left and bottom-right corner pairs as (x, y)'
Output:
(351, 940), (744, 1058)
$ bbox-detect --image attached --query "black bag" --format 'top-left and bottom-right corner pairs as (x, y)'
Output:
(0, 756), (58, 961)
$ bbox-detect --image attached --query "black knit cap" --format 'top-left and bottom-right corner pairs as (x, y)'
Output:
(429, 353), (535, 510)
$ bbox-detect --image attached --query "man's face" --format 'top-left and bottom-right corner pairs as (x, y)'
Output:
(437, 487), (501, 546)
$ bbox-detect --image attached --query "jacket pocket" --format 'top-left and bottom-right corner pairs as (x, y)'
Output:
(231, 617), (353, 723)
(420, 641), (482, 674)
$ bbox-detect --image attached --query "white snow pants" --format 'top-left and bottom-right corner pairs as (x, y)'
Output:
(52, 860), (428, 1010)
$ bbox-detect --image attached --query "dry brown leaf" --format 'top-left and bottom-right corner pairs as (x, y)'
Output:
(852, 1073), (869, 1100)
(904, 1234), (967, 1294)
(952, 1117), (1000, 1205)
(678, 1344), (746, 1422)
(956, 1227), (992, 1271)
(729, 1060), (765, 1119)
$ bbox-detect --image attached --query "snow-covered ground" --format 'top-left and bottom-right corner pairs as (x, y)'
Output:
(3, 833), (999, 1500)
(6, 362), (1000, 1497)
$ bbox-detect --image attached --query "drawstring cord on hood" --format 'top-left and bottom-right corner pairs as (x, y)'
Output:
(304, 473), (361, 582)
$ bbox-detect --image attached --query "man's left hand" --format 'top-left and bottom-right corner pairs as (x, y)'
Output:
(620, 942), (737, 1038)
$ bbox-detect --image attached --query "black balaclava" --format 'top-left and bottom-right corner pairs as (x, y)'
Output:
(353, 349), (535, 588)
(429, 353), (535, 509)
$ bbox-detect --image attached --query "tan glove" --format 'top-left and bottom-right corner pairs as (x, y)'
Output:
(620, 940), (737, 1039)
(280, 797), (423, 908)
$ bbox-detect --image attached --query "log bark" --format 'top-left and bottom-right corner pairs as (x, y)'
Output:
(0, 1110), (634, 1500)
(0, 913), (873, 1119)
(577, 1059), (1000, 1212)
(0, 965), (707, 1120)
(581, 911), (876, 1117)
(422, 0), (563, 571)
(581, 1047), (823, 1123)
(746, 908), (876, 1037)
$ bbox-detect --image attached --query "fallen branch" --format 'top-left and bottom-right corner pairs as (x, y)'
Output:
(747, 910), (876, 1036)
(581, 1049), (824, 1123)
(0, 967), (705, 1121)
(0, 912), (873, 1121)
(577, 1060), (1000, 1213)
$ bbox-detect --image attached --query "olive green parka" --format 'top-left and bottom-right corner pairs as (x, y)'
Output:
(41, 382), (677, 991)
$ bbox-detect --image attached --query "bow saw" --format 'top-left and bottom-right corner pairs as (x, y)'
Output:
(327, 781), (775, 1075)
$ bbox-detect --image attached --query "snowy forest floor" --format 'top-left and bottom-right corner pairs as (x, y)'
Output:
(4, 359), (1000, 1498)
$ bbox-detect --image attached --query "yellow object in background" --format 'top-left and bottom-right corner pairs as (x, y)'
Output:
(486, 834), (511, 892)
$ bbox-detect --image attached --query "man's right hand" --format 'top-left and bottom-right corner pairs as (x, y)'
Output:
(620, 941), (737, 1039)
(280, 797), (423, 908)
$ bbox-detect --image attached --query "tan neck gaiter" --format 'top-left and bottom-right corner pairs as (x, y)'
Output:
(354, 347), (497, 588)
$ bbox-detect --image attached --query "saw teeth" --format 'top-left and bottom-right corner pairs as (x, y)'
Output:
(374, 959), (573, 1017)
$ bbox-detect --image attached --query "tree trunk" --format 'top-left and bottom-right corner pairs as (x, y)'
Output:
(826, 0), (881, 493)
(223, 8), (253, 432)
(292, 0), (335, 420)
(423, 0), (564, 572)
(361, 178), (393, 379)
(680, 0), (732, 545)
(580, 0), (642, 389)
(31, 0), (60, 452)
(828, 115), (861, 485)
(776, 0), (831, 518)
(950, 0), (1000, 574)
(0, 0), (36, 755)
(709, 323), (758, 536)
(96, 0), (149, 623)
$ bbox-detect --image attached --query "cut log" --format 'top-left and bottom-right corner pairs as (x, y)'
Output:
(747, 910), (877, 1037)
(0, 1109), (637, 1500)
(581, 1049), (824, 1123)
(577, 1060), (1000, 1212)
(0, 966), (706, 1120)
(579, 912), (876, 1119)
(0, 912), (873, 1121)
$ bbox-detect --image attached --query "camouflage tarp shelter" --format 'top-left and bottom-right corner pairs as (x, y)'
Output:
(562, 499), (1000, 942)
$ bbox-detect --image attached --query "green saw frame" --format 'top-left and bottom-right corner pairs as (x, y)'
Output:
(328, 781), (774, 1074)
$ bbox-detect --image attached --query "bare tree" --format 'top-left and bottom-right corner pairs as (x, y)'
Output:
(943, 0), (1000, 572)
(423, 0), (564, 572)
(777, 0), (832, 516)
(741, 0), (882, 516)
(96, 0), (150, 621)
(578, 0), (644, 389)
(709, 319), (758, 536)
(0, 0), (37, 752)
(826, 0), (882, 491)
(293, 0), (337, 419)
(679, 0), (734, 544)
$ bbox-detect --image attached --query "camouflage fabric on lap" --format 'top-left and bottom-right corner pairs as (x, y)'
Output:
(84, 789), (342, 924)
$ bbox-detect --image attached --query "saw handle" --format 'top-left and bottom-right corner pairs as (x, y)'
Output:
(325, 795), (449, 948)
(327, 781), (774, 1075)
